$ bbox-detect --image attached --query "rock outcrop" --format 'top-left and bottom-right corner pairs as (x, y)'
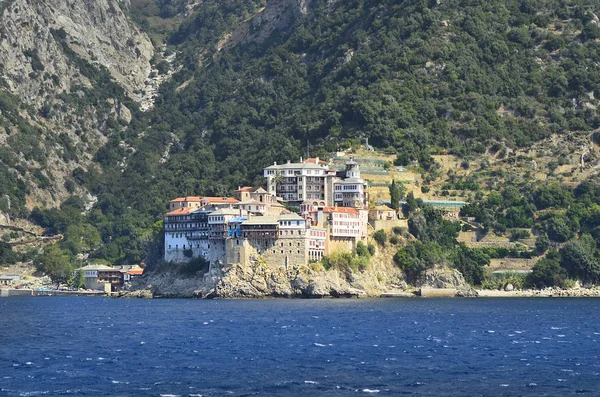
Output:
(420, 266), (478, 297)
(0, 0), (154, 211)
(133, 256), (409, 299)
(0, 0), (153, 106)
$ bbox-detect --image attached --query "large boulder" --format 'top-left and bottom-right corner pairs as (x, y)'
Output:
(420, 266), (478, 297)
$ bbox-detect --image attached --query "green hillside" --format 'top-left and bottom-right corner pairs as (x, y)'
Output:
(4, 0), (600, 286)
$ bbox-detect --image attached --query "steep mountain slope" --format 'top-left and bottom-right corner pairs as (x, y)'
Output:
(0, 0), (153, 216)
(88, 0), (600, 265)
(1, 0), (600, 278)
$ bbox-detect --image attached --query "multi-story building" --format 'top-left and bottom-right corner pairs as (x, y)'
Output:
(168, 196), (202, 211)
(164, 157), (369, 267)
(208, 208), (245, 265)
(226, 213), (313, 269)
(264, 157), (368, 208)
(164, 206), (213, 262)
(264, 157), (334, 206)
(313, 206), (369, 254)
(333, 159), (368, 208)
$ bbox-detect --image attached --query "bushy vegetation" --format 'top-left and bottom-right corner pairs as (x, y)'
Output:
(3, 0), (600, 281)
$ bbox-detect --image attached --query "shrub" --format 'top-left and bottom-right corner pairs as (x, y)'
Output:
(509, 229), (531, 241)
(373, 229), (387, 246)
(180, 256), (209, 276)
(526, 253), (568, 289)
(389, 235), (399, 245)
(367, 244), (376, 256)
(355, 241), (369, 257)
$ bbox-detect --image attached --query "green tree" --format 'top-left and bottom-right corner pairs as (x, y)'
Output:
(0, 242), (19, 265)
(535, 233), (550, 254)
(73, 268), (85, 289)
(526, 253), (567, 289)
(355, 241), (369, 257)
(451, 244), (489, 285)
(373, 229), (387, 246)
(389, 180), (405, 210)
(34, 245), (72, 287)
(560, 235), (600, 284)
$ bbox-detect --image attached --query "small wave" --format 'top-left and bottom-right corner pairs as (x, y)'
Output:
(304, 381), (318, 384)
(160, 394), (181, 397)
(499, 384), (509, 387)
(527, 383), (537, 387)
(362, 389), (380, 393)
(313, 343), (326, 347)
(487, 330), (495, 333)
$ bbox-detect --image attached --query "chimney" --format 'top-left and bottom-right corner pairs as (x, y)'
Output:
(274, 161), (277, 166)
(300, 156), (303, 162)
(316, 156), (319, 164)
(287, 160), (291, 164)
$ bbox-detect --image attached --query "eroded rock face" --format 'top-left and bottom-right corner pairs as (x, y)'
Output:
(420, 266), (478, 297)
(137, 259), (401, 299)
(0, 0), (153, 106)
(0, 0), (154, 211)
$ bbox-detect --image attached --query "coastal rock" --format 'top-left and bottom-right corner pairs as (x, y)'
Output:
(420, 266), (478, 297)
(133, 255), (405, 299)
(116, 289), (153, 299)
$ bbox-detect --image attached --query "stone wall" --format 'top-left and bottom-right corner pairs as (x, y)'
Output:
(225, 233), (308, 269)
(369, 219), (408, 232)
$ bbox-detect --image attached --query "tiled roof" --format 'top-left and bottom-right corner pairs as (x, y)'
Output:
(264, 162), (326, 170)
(242, 216), (279, 225)
(372, 205), (394, 211)
(209, 208), (242, 216)
(322, 206), (359, 215)
(201, 197), (240, 204)
(127, 268), (144, 275)
(278, 213), (304, 221)
(303, 157), (328, 165)
(169, 196), (201, 202)
(78, 264), (116, 271)
(238, 199), (267, 206)
(166, 207), (196, 216)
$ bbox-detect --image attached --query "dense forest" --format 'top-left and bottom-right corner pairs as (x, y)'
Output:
(2, 0), (600, 287)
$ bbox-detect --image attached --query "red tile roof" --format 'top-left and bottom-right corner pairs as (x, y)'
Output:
(241, 200), (266, 206)
(201, 197), (239, 203)
(303, 157), (328, 165)
(166, 207), (196, 216)
(235, 186), (254, 192)
(128, 268), (144, 275)
(169, 196), (201, 202)
(322, 206), (359, 215)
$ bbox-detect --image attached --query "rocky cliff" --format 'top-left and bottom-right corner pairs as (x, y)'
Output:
(128, 250), (476, 299)
(0, 0), (153, 105)
(0, 0), (154, 212)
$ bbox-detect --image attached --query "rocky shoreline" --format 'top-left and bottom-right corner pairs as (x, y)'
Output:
(117, 262), (477, 299)
(477, 286), (600, 298)
(116, 261), (600, 299)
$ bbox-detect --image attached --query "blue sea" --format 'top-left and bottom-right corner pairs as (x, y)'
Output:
(1, 297), (599, 396)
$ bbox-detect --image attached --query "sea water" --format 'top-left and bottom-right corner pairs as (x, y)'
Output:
(1, 297), (599, 396)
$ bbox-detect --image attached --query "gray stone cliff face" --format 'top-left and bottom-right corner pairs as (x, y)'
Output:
(0, 0), (153, 210)
(0, 0), (153, 106)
